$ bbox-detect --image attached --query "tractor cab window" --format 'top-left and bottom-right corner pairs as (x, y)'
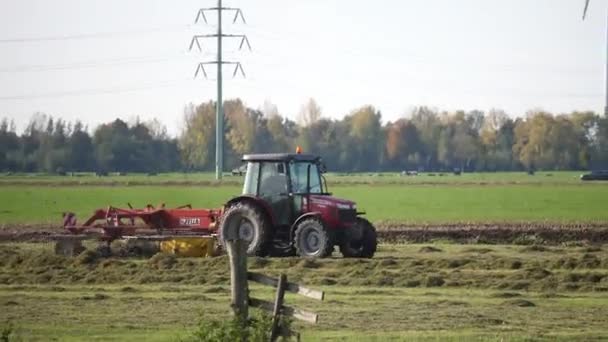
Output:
(289, 162), (322, 194)
(258, 162), (288, 196)
(242, 162), (260, 195)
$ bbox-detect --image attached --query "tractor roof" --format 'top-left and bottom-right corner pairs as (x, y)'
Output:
(242, 153), (319, 162)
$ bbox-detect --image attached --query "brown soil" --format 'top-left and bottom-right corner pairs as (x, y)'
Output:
(0, 224), (73, 243)
(376, 222), (608, 245)
(2, 221), (608, 244)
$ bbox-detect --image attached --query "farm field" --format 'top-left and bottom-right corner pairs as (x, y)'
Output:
(1, 172), (608, 341)
(0, 183), (607, 226)
(1, 243), (607, 341)
(0, 171), (590, 186)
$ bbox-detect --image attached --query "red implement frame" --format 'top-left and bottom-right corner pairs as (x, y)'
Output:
(63, 203), (222, 241)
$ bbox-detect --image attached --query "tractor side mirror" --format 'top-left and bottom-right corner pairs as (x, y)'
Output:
(319, 162), (327, 173)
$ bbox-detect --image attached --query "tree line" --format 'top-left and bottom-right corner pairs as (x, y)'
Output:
(2, 98), (608, 173)
(0, 113), (179, 173)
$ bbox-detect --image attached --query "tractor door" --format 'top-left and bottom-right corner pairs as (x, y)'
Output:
(258, 162), (292, 226)
(288, 161), (323, 216)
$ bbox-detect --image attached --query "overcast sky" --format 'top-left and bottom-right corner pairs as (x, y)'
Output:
(0, 0), (607, 136)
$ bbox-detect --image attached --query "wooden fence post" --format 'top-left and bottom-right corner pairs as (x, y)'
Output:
(270, 274), (287, 341)
(226, 239), (248, 321)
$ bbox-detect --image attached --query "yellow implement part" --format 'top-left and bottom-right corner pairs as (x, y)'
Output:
(160, 237), (218, 257)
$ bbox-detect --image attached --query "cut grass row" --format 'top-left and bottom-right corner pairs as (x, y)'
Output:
(1, 243), (607, 341)
(3, 286), (607, 341)
(1, 243), (606, 291)
(0, 184), (607, 225)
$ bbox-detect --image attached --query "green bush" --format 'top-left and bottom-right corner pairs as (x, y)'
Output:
(1, 322), (15, 342)
(185, 312), (293, 342)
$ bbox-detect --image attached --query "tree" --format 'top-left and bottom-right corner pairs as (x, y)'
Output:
(225, 99), (256, 167)
(347, 105), (383, 171)
(67, 121), (95, 171)
(570, 111), (599, 169)
(266, 115), (292, 152)
(480, 110), (514, 171)
(0, 118), (19, 171)
(450, 112), (480, 171)
(385, 119), (421, 170)
(180, 102), (216, 170)
(93, 119), (131, 172)
(298, 98), (322, 127)
(145, 118), (169, 140)
(409, 106), (442, 171)
(261, 99), (280, 118)
(513, 111), (560, 170)
(297, 118), (343, 169)
(595, 115), (608, 168)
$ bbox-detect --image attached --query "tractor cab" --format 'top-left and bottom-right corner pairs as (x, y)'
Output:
(241, 153), (328, 226)
(219, 151), (377, 259)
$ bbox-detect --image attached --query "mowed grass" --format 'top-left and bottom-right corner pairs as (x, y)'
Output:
(3, 286), (607, 341)
(1, 243), (607, 341)
(0, 184), (607, 225)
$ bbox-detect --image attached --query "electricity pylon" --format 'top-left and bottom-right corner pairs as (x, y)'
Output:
(190, 0), (250, 179)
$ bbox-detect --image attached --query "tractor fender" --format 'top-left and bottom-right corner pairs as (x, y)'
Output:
(224, 195), (276, 226)
(289, 212), (322, 242)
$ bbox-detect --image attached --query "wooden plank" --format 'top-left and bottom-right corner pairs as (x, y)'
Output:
(249, 298), (318, 324)
(287, 283), (324, 301)
(283, 305), (318, 324)
(248, 272), (324, 301)
(226, 240), (248, 320)
(270, 274), (287, 342)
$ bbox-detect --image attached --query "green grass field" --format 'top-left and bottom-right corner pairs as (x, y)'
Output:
(0, 171), (590, 186)
(1, 243), (607, 341)
(0, 183), (606, 225)
(1, 172), (608, 341)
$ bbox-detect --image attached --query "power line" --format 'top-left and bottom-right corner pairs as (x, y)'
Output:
(0, 55), (188, 73)
(0, 48), (251, 73)
(0, 25), (190, 43)
(0, 79), (197, 100)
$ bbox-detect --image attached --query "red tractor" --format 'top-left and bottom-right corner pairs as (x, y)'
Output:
(219, 153), (377, 258)
(61, 152), (377, 259)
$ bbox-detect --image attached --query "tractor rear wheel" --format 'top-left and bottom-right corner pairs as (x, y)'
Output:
(219, 202), (270, 256)
(294, 218), (333, 258)
(339, 217), (377, 258)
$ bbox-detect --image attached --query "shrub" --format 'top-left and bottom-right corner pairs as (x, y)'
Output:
(186, 312), (293, 342)
(1, 322), (16, 342)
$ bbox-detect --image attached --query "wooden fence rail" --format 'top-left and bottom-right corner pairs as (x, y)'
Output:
(248, 271), (324, 340)
(226, 240), (325, 341)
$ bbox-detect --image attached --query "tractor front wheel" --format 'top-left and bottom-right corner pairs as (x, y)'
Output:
(219, 202), (270, 256)
(294, 218), (333, 258)
(339, 217), (377, 258)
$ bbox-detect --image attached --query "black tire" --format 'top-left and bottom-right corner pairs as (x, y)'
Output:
(265, 240), (297, 258)
(339, 217), (377, 258)
(294, 218), (333, 258)
(218, 202), (271, 256)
